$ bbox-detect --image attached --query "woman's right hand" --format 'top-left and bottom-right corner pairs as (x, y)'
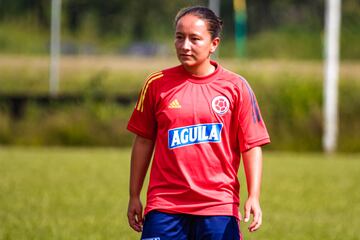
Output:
(127, 135), (154, 232)
(127, 196), (144, 232)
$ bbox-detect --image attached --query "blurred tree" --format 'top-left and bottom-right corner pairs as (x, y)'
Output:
(0, 0), (358, 57)
(0, 0), (340, 35)
(246, 0), (324, 33)
(0, 0), (49, 26)
(34, 0), (50, 27)
(61, 0), (205, 39)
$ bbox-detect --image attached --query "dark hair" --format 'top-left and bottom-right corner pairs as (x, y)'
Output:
(174, 6), (223, 39)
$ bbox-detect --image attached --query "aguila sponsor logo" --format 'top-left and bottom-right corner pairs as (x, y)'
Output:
(168, 123), (223, 149)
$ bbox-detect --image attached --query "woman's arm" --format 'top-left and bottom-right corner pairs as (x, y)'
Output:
(242, 146), (263, 232)
(127, 135), (155, 232)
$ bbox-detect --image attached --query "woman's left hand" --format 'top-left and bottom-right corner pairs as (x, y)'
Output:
(243, 196), (262, 232)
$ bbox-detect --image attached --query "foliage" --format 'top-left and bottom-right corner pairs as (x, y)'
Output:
(0, 21), (48, 54)
(0, 74), (359, 151)
(0, 148), (359, 239)
(0, 102), (134, 147)
(0, 57), (359, 151)
(0, 0), (359, 58)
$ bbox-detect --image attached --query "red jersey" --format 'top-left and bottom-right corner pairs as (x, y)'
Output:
(127, 61), (270, 219)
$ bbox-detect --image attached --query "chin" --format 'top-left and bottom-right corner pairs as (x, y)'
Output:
(179, 58), (197, 67)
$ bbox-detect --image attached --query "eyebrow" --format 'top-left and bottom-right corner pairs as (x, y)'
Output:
(175, 32), (202, 37)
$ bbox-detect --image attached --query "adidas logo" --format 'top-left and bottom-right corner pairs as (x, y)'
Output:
(168, 99), (181, 109)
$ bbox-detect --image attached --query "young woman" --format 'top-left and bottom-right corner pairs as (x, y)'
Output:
(127, 6), (270, 240)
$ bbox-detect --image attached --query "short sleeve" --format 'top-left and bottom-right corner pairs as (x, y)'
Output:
(237, 78), (270, 152)
(127, 73), (160, 140)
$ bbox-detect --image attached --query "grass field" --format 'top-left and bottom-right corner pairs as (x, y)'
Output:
(0, 147), (359, 239)
(0, 55), (359, 95)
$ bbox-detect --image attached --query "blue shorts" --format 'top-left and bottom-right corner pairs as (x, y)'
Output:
(141, 210), (242, 240)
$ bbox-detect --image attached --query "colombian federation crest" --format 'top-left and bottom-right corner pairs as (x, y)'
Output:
(212, 96), (230, 115)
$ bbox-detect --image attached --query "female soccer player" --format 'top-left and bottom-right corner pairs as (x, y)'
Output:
(127, 6), (270, 240)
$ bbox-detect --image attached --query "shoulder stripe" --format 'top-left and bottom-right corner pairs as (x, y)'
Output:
(136, 71), (162, 108)
(136, 71), (163, 112)
(139, 73), (163, 112)
(136, 71), (162, 111)
(239, 77), (261, 123)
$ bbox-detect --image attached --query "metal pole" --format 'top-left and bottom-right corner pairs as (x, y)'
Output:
(49, 0), (61, 96)
(208, 0), (220, 58)
(233, 0), (247, 58)
(323, 0), (341, 153)
(208, 0), (220, 17)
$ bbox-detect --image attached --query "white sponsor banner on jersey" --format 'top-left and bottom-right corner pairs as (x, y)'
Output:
(168, 123), (223, 149)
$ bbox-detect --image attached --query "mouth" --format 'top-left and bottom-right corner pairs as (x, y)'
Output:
(179, 54), (193, 58)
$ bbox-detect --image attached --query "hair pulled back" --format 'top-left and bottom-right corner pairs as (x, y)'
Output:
(175, 6), (223, 40)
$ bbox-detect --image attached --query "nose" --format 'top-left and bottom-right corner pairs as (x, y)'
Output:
(181, 38), (191, 51)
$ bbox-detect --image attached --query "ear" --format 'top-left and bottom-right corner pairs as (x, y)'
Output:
(210, 37), (220, 53)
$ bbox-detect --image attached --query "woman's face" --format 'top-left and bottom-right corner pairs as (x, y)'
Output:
(175, 14), (219, 70)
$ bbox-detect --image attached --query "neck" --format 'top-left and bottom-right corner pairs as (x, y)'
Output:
(184, 60), (215, 77)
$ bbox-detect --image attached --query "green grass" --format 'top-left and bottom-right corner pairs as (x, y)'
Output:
(0, 147), (359, 239)
(0, 55), (359, 95)
(0, 56), (360, 151)
(0, 147), (139, 240)
(0, 22), (48, 54)
(1, 19), (359, 59)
